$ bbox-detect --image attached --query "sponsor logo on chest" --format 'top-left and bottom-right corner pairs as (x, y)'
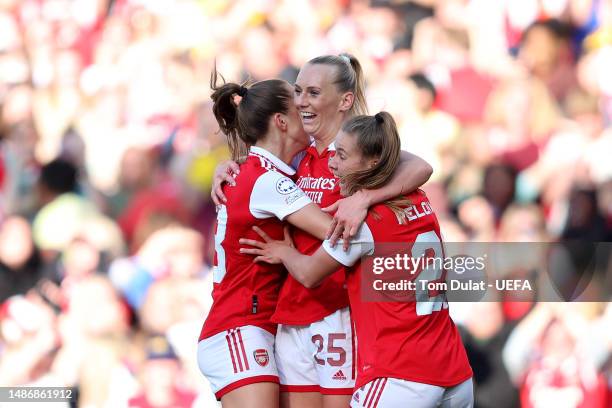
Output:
(296, 176), (337, 191)
(296, 176), (337, 204)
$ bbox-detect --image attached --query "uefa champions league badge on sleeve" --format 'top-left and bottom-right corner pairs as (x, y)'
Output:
(276, 176), (298, 194)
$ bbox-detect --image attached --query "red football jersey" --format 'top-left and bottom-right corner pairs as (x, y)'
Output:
(272, 142), (350, 325)
(199, 147), (312, 340)
(323, 190), (473, 388)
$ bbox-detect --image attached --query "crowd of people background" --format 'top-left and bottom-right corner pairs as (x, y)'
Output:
(0, 0), (610, 407)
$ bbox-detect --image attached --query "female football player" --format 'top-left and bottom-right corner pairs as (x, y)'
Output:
(212, 54), (433, 408)
(240, 112), (474, 408)
(198, 69), (335, 408)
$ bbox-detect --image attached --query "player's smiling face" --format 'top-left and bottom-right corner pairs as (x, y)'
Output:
(328, 130), (376, 195)
(294, 63), (345, 140)
(283, 83), (310, 150)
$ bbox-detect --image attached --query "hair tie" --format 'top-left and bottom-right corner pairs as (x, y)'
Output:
(237, 86), (248, 97)
(374, 113), (384, 124)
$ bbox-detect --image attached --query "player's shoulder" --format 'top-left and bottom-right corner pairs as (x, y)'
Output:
(247, 164), (301, 206)
(365, 190), (435, 227)
(236, 156), (284, 187)
(246, 151), (296, 178)
(405, 188), (429, 203)
(364, 206), (397, 230)
(371, 189), (430, 211)
(242, 154), (272, 174)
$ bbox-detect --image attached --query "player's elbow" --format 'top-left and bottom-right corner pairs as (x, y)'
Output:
(419, 161), (433, 183)
(303, 279), (320, 289)
(298, 273), (322, 289)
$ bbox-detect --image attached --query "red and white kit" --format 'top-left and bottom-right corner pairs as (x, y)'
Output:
(273, 142), (355, 394)
(198, 146), (312, 400)
(322, 190), (474, 407)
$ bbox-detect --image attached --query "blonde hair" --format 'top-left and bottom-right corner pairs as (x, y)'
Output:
(308, 53), (368, 116)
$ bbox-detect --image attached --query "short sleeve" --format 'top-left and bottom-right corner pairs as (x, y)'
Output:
(250, 170), (312, 220)
(322, 223), (375, 267)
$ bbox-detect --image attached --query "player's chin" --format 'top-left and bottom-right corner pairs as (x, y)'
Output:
(300, 120), (316, 134)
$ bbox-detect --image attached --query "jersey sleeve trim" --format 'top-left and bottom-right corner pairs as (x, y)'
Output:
(322, 222), (374, 267)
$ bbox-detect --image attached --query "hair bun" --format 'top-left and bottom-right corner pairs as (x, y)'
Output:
(374, 113), (384, 124)
(339, 54), (351, 64)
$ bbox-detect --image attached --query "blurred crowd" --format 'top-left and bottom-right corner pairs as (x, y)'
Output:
(0, 0), (610, 407)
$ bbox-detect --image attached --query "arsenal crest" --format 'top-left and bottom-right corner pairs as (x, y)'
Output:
(253, 349), (269, 367)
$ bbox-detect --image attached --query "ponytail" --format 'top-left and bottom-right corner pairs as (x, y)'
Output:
(340, 112), (412, 223)
(341, 53), (368, 116)
(210, 67), (250, 161)
(210, 66), (293, 161)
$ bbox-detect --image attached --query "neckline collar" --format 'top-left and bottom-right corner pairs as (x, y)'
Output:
(308, 140), (336, 155)
(249, 146), (296, 175)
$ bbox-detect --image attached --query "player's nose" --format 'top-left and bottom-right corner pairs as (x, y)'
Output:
(328, 156), (337, 171)
(294, 92), (307, 108)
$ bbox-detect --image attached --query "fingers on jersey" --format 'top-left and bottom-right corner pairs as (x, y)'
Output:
(239, 239), (266, 250)
(227, 160), (241, 175)
(326, 218), (342, 245)
(211, 160), (239, 204)
(252, 225), (272, 241)
(321, 201), (339, 214)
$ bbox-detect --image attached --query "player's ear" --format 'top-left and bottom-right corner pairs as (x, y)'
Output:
(274, 113), (288, 131)
(339, 92), (354, 112)
(367, 156), (378, 169)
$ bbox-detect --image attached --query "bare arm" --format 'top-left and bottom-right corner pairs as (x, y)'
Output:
(324, 151), (433, 247)
(240, 227), (340, 288)
(273, 245), (339, 288)
(363, 150), (433, 205)
(287, 246), (339, 288)
(285, 203), (332, 241)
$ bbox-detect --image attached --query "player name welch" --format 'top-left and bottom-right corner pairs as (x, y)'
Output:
(372, 279), (533, 291)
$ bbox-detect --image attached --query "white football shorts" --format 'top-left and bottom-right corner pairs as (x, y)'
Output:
(197, 325), (279, 400)
(275, 307), (355, 395)
(350, 377), (474, 408)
